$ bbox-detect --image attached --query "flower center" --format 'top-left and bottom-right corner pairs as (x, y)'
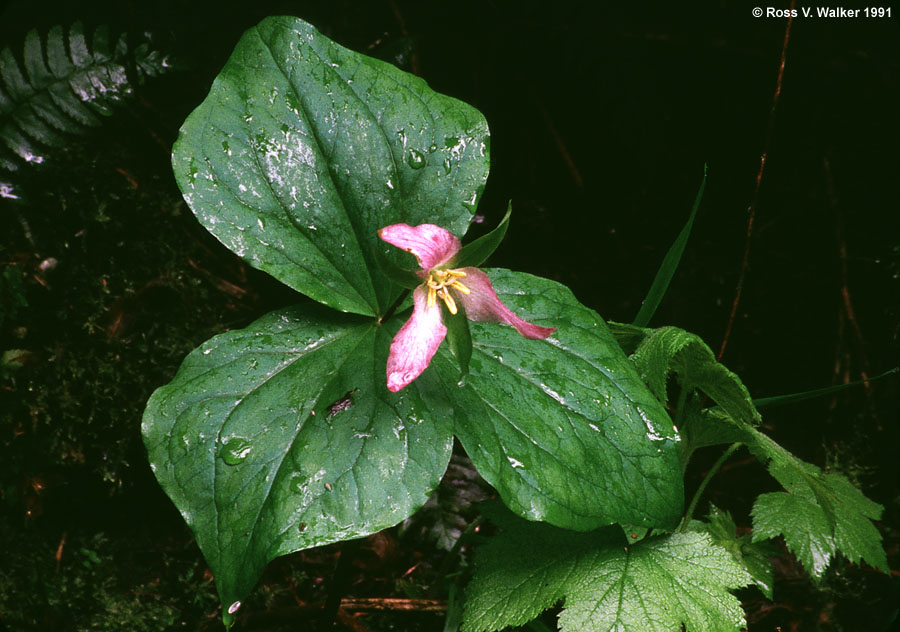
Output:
(425, 269), (470, 315)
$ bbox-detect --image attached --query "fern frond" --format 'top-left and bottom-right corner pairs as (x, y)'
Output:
(0, 21), (172, 188)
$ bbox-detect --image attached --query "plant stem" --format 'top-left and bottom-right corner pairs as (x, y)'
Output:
(675, 387), (691, 475)
(379, 289), (411, 324)
(679, 442), (742, 531)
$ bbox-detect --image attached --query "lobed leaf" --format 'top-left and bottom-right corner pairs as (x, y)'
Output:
(463, 504), (752, 632)
(684, 410), (889, 580)
(749, 432), (888, 579)
(630, 326), (760, 428)
(691, 504), (774, 599)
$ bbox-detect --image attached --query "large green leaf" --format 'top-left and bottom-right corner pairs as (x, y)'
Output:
(462, 503), (752, 632)
(172, 16), (490, 317)
(142, 305), (454, 612)
(435, 270), (684, 531)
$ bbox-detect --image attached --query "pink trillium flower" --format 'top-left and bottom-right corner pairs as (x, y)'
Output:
(378, 223), (555, 392)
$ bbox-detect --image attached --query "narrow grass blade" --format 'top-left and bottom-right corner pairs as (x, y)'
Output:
(754, 367), (897, 409)
(633, 165), (708, 327)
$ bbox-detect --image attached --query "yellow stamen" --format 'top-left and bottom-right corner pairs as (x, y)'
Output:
(450, 280), (470, 294)
(439, 288), (458, 314)
(424, 267), (467, 315)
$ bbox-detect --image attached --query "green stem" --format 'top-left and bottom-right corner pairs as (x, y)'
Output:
(379, 289), (411, 324)
(675, 387), (691, 475)
(679, 442), (742, 531)
(437, 516), (484, 582)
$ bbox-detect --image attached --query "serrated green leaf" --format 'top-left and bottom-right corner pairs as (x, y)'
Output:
(45, 25), (74, 78)
(631, 326), (760, 429)
(436, 269), (684, 531)
(172, 16), (490, 317)
(48, 81), (100, 126)
(0, 48), (33, 101)
(606, 320), (649, 356)
(686, 411), (889, 580)
(750, 445), (888, 579)
(453, 203), (511, 268)
(23, 30), (54, 89)
(142, 305), (454, 609)
(68, 22), (91, 68)
(463, 505), (751, 632)
(694, 504), (774, 599)
(91, 25), (113, 61)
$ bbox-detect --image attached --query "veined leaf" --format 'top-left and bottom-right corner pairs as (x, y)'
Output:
(691, 504), (774, 599)
(462, 503), (752, 632)
(630, 326), (760, 429)
(748, 429), (888, 579)
(437, 270), (684, 531)
(142, 305), (454, 611)
(172, 16), (490, 317)
(683, 410), (889, 579)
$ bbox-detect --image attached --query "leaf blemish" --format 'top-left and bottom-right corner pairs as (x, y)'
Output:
(326, 389), (357, 419)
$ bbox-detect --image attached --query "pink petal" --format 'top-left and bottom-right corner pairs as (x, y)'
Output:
(386, 285), (447, 392)
(378, 223), (461, 271)
(456, 268), (555, 339)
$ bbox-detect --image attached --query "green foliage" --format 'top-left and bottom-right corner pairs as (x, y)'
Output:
(626, 325), (760, 466)
(462, 504), (752, 632)
(452, 203), (511, 268)
(143, 14), (891, 630)
(143, 268), (684, 611)
(0, 22), (171, 198)
(171, 15), (489, 317)
(748, 429), (888, 580)
(685, 410), (889, 580)
(630, 326), (760, 428)
(690, 504), (775, 599)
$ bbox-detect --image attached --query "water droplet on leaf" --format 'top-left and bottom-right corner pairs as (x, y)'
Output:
(220, 437), (252, 465)
(407, 149), (426, 169)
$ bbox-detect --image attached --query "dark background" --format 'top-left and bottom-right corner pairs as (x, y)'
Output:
(1, 1), (898, 630)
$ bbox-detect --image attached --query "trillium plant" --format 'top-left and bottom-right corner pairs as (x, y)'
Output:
(143, 16), (891, 632)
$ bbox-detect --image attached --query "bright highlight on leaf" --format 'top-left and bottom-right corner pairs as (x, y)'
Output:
(435, 270), (684, 531)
